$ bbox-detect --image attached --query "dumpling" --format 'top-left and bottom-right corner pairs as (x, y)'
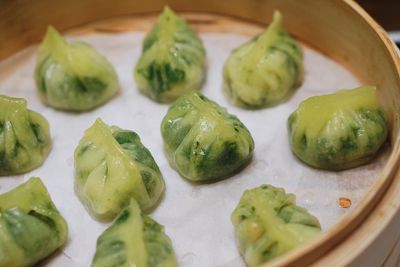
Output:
(161, 92), (254, 182)
(287, 86), (388, 170)
(0, 95), (51, 175)
(223, 11), (303, 108)
(134, 6), (206, 103)
(231, 184), (321, 266)
(0, 177), (68, 267)
(74, 118), (164, 221)
(92, 199), (178, 267)
(34, 26), (119, 111)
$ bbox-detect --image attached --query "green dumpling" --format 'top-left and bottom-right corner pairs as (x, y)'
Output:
(288, 86), (388, 170)
(134, 6), (206, 103)
(223, 11), (303, 109)
(35, 26), (119, 111)
(74, 118), (164, 221)
(231, 184), (321, 266)
(0, 177), (68, 267)
(0, 95), (51, 175)
(92, 199), (178, 267)
(161, 92), (254, 182)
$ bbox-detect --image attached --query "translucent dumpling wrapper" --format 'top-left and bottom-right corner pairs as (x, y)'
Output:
(223, 11), (303, 109)
(134, 7), (206, 103)
(74, 118), (165, 221)
(91, 199), (178, 267)
(0, 95), (51, 175)
(0, 177), (68, 267)
(161, 92), (254, 182)
(35, 26), (119, 111)
(287, 86), (388, 170)
(231, 184), (321, 266)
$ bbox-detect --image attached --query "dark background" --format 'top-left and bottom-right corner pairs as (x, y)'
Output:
(357, 0), (400, 31)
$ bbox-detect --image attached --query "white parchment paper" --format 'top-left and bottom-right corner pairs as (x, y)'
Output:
(0, 32), (389, 267)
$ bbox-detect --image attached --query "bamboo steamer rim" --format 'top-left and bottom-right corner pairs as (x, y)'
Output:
(1, 0), (400, 266)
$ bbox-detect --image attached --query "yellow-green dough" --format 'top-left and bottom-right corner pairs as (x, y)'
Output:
(161, 92), (254, 182)
(0, 177), (68, 267)
(288, 86), (388, 170)
(231, 184), (321, 266)
(92, 199), (178, 267)
(223, 11), (303, 108)
(74, 118), (164, 221)
(35, 26), (119, 111)
(135, 6), (206, 102)
(0, 95), (51, 175)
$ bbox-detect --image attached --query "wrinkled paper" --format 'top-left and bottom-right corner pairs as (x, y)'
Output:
(0, 31), (389, 267)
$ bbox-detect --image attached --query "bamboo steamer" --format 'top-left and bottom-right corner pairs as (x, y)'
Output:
(1, 0), (399, 266)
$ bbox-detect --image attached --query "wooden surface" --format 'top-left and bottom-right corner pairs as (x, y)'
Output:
(0, 0), (400, 266)
(356, 0), (400, 31)
(382, 235), (400, 267)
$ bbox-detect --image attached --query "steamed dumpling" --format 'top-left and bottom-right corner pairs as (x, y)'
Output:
(161, 92), (254, 182)
(0, 177), (68, 267)
(288, 86), (388, 170)
(35, 26), (119, 111)
(223, 11), (303, 108)
(231, 184), (321, 266)
(0, 95), (51, 175)
(92, 199), (178, 267)
(74, 118), (164, 221)
(135, 6), (206, 102)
